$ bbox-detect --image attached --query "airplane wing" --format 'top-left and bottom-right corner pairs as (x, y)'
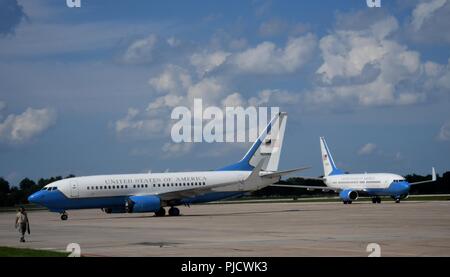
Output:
(156, 181), (235, 201)
(409, 167), (436, 185)
(270, 184), (338, 192)
(260, 167), (311, 178)
(157, 159), (266, 201)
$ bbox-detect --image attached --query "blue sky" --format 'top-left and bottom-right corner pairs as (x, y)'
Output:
(1, 0), (449, 185)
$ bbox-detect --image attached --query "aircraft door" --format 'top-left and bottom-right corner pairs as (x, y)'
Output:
(70, 180), (79, 198)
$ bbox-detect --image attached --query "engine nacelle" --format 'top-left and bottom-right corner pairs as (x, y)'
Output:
(125, 195), (161, 213)
(102, 207), (127, 214)
(339, 189), (358, 201)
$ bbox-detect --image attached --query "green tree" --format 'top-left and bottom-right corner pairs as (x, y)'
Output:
(0, 178), (10, 206)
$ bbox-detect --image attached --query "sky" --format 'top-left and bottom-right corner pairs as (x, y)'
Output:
(0, 0), (449, 185)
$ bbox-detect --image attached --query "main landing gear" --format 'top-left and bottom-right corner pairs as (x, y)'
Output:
(154, 207), (181, 217)
(395, 199), (401, 203)
(372, 197), (382, 204)
(169, 207), (180, 216)
(60, 212), (68, 221)
(343, 201), (352, 204)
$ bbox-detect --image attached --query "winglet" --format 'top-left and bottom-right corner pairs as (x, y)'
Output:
(409, 167), (437, 185)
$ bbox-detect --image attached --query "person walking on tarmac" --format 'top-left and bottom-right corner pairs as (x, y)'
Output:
(15, 206), (30, 242)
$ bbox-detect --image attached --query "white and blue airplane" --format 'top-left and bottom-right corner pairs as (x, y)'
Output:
(28, 112), (308, 220)
(273, 137), (436, 204)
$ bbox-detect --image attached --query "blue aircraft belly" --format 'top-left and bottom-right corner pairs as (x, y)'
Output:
(365, 182), (410, 197)
(36, 189), (244, 212)
(40, 190), (127, 212)
(181, 191), (244, 204)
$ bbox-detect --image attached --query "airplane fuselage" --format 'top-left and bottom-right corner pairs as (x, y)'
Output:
(29, 171), (278, 213)
(324, 172), (410, 199)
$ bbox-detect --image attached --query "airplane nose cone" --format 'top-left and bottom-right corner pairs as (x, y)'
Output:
(400, 181), (410, 192)
(28, 191), (42, 204)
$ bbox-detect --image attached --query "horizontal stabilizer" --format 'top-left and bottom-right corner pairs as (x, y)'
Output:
(270, 184), (338, 192)
(260, 167), (311, 178)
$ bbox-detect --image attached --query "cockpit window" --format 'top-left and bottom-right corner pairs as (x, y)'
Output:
(41, 187), (47, 190)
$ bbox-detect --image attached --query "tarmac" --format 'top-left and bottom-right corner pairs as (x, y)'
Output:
(1, 201), (450, 256)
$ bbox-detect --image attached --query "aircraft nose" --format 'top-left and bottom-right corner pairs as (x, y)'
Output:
(28, 191), (42, 204)
(401, 181), (410, 192)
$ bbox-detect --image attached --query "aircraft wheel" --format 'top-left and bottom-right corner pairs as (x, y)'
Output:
(155, 208), (166, 217)
(377, 198), (382, 204)
(395, 199), (401, 203)
(348, 201), (352, 204)
(61, 213), (68, 221)
(372, 198), (377, 204)
(168, 207), (180, 216)
(343, 201), (347, 204)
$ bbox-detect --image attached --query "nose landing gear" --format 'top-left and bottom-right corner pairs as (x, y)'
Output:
(60, 212), (68, 221)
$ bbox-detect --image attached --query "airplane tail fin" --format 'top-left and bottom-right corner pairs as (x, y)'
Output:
(320, 137), (344, 176)
(217, 112), (287, 172)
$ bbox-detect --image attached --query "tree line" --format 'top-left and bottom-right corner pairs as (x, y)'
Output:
(0, 171), (449, 206)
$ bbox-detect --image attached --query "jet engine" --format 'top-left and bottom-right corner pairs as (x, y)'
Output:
(339, 189), (358, 201)
(125, 195), (161, 213)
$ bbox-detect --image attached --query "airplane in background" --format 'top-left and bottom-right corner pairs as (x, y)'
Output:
(28, 112), (308, 220)
(273, 137), (436, 204)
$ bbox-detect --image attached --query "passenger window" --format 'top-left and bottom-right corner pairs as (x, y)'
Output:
(158, 184), (160, 187)
(95, 186), (98, 190)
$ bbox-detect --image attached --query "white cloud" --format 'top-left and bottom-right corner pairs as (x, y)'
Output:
(162, 142), (193, 157)
(122, 34), (158, 64)
(317, 17), (399, 82)
(407, 0), (450, 44)
(149, 64), (192, 95)
(411, 0), (447, 31)
(307, 16), (432, 108)
(0, 107), (56, 143)
(167, 36), (181, 47)
(114, 108), (166, 138)
(222, 93), (246, 107)
(358, 143), (377, 155)
(438, 121), (450, 141)
(190, 50), (230, 76)
(187, 77), (226, 107)
(248, 89), (300, 106)
(423, 59), (450, 91)
(230, 33), (316, 74)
